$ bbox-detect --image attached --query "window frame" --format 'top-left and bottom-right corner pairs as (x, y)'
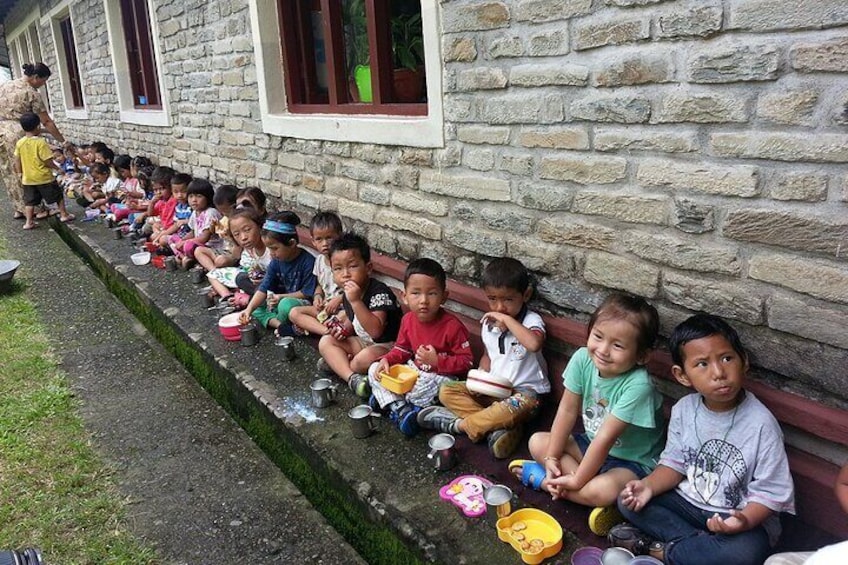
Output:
(44, 1), (88, 119)
(102, 0), (170, 127)
(248, 0), (444, 148)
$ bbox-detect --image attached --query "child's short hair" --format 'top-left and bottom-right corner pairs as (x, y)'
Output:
(114, 154), (132, 173)
(171, 172), (193, 187)
(90, 141), (108, 153)
(310, 211), (343, 234)
(481, 257), (531, 293)
(330, 232), (370, 263)
(405, 258), (446, 290)
(261, 211), (300, 245)
(669, 314), (747, 367)
(90, 162), (111, 177)
(19, 112), (40, 132)
(214, 184), (239, 207)
(236, 186), (267, 212)
(589, 293), (659, 356)
(186, 178), (214, 203)
(228, 207), (263, 229)
(150, 166), (175, 187)
(95, 146), (114, 164)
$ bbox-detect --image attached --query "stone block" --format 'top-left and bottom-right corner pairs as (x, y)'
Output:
(623, 231), (741, 275)
(606, 0), (666, 5)
(584, 252), (661, 298)
(337, 161), (382, 184)
(391, 191), (449, 217)
(528, 30), (570, 57)
(514, 0), (592, 22)
(359, 184), (391, 206)
(277, 152), (305, 170)
(637, 158), (759, 197)
(768, 293), (848, 349)
(515, 181), (574, 211)
(434, 145), (463, 168)
(538, 217), (616, 251)
(457, 125), (511, 145)
(574, 192), (669, 225)
(383, 166), (419, 190)
(769, 173), (828, 202)
(724, 209), (848, 257)
(444, 96), (475, 122)
(571, 95), (651, 123)
(574, 17), (650, 51)
(711, 132), (848, 163)
(663, 271), (765, 325)
(654, 91), (749, 123)
(375, 210), (442, 240)
(444, 2), (510, 33)
(687, 43), (780, 83)
(325, 177), (358, 200)
(539, 153), (627, 185)
(756, 88), (818, 126)
(510, 63), (589, 87)
(480, 206), (535, 234)
(456, 67), (508, 91)
(728, 0), (848, 32)
(420, 170), (511, 201)
(506, 237), (574, 274)
(444, 37), (477, 63)
(463, 148), (496, 171)
(499, 153), (536, 176)
(748, 253), (848, 304)
(791, 37), (848, 73)
(672, 198), (715, 234)
(399, 149), (432, 166)
(488, 36), (525, 59)
(593, 54), (674, 87)
(518, 127), (590, 150)
(656, 3), (722, 39)
(594, 127), (698, 153)
(351, 144), (394, 164)
(536, 277), (601, 314)
(336, 199), (377, 223)
(479, 93), (564, 124)
(444, 225), (507, 257)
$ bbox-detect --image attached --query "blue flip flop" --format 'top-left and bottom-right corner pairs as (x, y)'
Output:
(508, 459), (546, 491)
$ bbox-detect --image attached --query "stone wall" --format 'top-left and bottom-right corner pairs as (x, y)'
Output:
(6, 0), (848, 406)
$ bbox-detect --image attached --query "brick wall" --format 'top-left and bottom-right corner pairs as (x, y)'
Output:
(7, 0), (847, 407)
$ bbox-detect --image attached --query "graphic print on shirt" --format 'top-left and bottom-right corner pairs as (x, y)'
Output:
(683, 441), (747, 507)
(583, 389), (621, 447)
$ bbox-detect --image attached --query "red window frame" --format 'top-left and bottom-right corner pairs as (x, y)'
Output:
(119, 0), (161, 109)
(277, 0), (427, 116)
(59, 16), (84, 109)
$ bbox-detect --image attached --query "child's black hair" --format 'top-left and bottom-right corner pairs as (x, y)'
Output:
(669, 313), (747, 368)
(19, 112), (40, 132)
(89, 141), (108, 153)
(228, 208), (263, 233)
(329, 232), (370, 263)
(261, 211), (300, 245)
(405, 258), (446, 290)
(114, 154), (132, 172)
(131, 155), (152, 169)
(214, 184), (239, 207)
(90, 162), (111, 177)
(150, 166), (175, 187)
(95, 146), (115, 164)
(589, 293), (660, 356)
(310, 211), (343, 234)
(236, 186), (267, 211)
(481, 257), (531, 293)
(171, 172), (193, 187)
(186, 178), (215, 206)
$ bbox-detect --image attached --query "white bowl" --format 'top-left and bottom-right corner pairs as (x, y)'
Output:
(466, 369), (513, 399)
(130, 252), (151, 266)
(0, 259), (20, 282)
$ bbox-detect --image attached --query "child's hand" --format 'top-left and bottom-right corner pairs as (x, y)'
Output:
(313, 294), (324, 310)
(706, 511), (748, 534)
(325, 294), (343, 314)
(238, 310), (252, 325)
(543, 457), (563, 498)
(415, 345), (438, 369)
(481, 311), (511, 332)
(342, 280), (364, 302)
(266, 292), (280, 309)
(374, 359), (390, 380)
(620, 480), (653, 512)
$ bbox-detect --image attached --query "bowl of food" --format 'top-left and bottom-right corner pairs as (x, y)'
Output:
(379, 364), (419, 394)
(467, 369), (513, 399)
(130, 252), (151, 266)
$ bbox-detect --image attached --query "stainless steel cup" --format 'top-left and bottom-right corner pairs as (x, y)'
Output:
(191, 268), (206, 284)
(275, 335), (296, 360)
(348, 404), (379, 438)
(240, 324), (259, 346)
(112, 227), (123, 239)
(310, 378), (339, 408)
(483, 484), (513, 527)
(164, 256), (177, 272)
(427, 433), (458, 471)
(202, 293), (216, 309)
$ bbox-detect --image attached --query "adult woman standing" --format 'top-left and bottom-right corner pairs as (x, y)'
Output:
(0, 62), (72, 219)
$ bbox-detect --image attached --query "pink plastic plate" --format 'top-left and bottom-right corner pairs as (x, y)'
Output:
(438, 474), (493, 517)
(571, 546), (603, 565)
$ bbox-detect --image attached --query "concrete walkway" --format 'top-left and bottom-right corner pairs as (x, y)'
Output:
(0, 201), (365, 565)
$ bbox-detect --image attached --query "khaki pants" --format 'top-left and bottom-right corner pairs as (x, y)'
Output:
(439, 382), (540, 442)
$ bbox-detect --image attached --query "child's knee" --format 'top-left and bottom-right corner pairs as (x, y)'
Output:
(213, 255), (228, 268)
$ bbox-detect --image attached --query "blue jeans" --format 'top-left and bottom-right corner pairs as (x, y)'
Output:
(617, 490), (771, 565)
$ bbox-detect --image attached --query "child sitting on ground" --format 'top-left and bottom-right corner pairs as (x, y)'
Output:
(152, 173), (191, 248)
(194, 185), (239, 272)
(239, 212), (316, 335)
(317, 233), (402, 399)
(289, 211), (344, 336)
(79, 162), (120, 211)
(206, 208), (270, 307)
(368, 258), (473, 437)
(13, 112), (75, 229)
(136, 166), (175, 241)
(509, 293), (664, 536)
(614, 314), (795, 565)
(418, 257), (549, 459)
(169, 179), (221, 269)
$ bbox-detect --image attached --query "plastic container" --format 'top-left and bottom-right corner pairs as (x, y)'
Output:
(130, 252), (151, 266)
(467, 369), (513, 399)
(379, 364), (419, 394)
(496, 508), (563, 565)
(218, 312), (245, 341)
(571, 546), (603, 565)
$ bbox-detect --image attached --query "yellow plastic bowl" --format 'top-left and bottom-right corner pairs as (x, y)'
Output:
(379, 365), (419, 394)
(496, 508), (563, 565)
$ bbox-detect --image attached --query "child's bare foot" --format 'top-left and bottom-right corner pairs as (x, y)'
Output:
(179, 257), (195, 270)
(22, 222), (39, 230)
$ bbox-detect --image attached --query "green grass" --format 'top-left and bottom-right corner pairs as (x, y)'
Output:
(0, 245), (157, 564)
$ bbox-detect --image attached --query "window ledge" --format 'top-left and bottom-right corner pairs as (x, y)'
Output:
(261, 112), (442, 148)
(65, 108), (88, 120)
(119, 109), (170, 128)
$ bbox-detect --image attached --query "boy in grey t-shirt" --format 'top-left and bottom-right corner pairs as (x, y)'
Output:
(615, 314), (795, 565)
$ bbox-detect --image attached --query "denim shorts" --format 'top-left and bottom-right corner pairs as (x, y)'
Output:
(575, 433), (649, 479)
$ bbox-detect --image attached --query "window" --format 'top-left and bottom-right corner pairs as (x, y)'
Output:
(249, 0), (443, 147)
(103, 0), (169, 126)
(58, 18), (83, 108)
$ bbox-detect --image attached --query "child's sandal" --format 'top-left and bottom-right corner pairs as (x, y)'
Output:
(508, 459), (546, 491)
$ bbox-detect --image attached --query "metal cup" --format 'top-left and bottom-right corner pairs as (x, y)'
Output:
(427, 433), (458, 471)
(310, 378), (339, 408)
(483, 484), (513, 527)
(112, 227), (123, 239)
(191, 268), (206, 284)
(164, 256), (177, 271)
(348, 404), (379, 439)
(275, 335), (296, 360)
(240, 324), (259, 346)
(202, 293), (217, 309)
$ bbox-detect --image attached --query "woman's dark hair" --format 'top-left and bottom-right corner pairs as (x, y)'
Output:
(186, 178), (215, 205)
(589, 293), (660, 356)
(405, 258), (446, 290)
(329, 232), (370, 263)
(669, 314), (748, 367)
(114, 154), (132, 172)
(261, 211), (300, 245)
(90, 162), (111, 176)
(22, 63), (51, 78)
(310, 211), (343, 234)
(214, 184), (239, 207)
(481, 257), (531, 294)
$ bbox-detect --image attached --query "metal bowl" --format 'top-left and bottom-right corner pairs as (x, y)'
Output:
(0, 259), (21, 284)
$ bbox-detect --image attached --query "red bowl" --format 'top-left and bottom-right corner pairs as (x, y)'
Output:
(218, 312), (244, 341)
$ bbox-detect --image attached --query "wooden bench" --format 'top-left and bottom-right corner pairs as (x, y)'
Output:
(299, 229), (847, 548)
